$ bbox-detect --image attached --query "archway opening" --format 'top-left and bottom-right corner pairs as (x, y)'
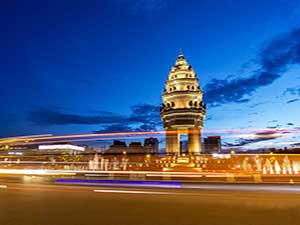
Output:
(179, 130), (188, 155)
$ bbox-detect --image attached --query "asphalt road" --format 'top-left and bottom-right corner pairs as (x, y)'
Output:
(1, 182), (300, 225)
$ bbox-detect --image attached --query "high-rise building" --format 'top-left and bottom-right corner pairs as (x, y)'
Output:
(144, 137), (159, 153)
(160, 53), (206, 154)
(204, 136), (221, 154)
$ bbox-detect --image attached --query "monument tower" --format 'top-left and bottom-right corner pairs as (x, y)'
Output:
(160, 53), (206, 155)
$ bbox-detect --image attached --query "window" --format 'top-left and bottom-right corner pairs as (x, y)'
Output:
(171, 102), (175, 107)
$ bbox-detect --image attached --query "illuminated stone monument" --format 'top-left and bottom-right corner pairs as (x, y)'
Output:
(160, 53), (206, 155)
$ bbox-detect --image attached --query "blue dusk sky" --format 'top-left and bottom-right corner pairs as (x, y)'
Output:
(1, 0), (300, 149)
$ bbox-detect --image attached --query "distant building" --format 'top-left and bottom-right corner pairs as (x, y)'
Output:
(204, 136), (221, 154)
(110, 140), (127, 148)
(1, 143), (87, 156)
(106, 138), (160, 154)
(38, 144), (85, 155)
(107, 140), (127, 154)
(128, 142), (143, 153)
(144, 137), (159, 153)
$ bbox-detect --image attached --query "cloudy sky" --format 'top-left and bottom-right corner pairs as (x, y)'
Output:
(2, 0), (300, 149)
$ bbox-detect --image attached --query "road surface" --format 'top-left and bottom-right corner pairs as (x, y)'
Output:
(1, 182), (300, 225)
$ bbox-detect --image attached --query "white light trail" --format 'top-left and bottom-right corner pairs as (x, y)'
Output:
(183, 184), (300, 192)
(93, 189), (173, 195)
(0, 169), (76, 176)
(0, 185), (7, 188)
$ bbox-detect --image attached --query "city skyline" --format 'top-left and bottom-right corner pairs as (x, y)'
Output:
(3, 3), (300, 224)
(2, 0), (300, 149)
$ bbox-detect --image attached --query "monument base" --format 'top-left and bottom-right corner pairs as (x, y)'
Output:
(161, 156), (203, 172)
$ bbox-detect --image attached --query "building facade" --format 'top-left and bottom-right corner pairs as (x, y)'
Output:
(107, 139), (159, 154)
(144, 137), (159, 153)
(160, 53), (206, 154)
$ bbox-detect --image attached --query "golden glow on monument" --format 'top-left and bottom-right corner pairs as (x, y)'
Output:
(160, 53), (206, 154)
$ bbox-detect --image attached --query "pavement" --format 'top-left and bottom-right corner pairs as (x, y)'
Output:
(1, 181), (300, 225)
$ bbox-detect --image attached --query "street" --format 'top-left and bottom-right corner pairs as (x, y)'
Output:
(1, 182), (300, 225)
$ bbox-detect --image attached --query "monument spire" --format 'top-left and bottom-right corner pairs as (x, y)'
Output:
(175, 51), (189, 67)
(179, 48), (183, 56)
